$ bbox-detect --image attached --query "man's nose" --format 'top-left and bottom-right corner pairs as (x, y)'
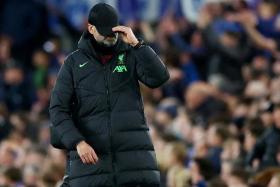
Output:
(106, 32), (117, 38)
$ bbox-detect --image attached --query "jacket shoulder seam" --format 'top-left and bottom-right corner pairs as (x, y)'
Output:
(64, 49), (82, 68)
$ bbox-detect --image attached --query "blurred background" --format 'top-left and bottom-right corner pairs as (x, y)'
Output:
(0, 0), (280, 186)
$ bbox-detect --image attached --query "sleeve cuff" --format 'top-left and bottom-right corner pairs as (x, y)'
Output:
(60, 129), (85, 150)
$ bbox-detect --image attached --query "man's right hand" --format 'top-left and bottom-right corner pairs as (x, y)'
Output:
(76, 141), (99, 164)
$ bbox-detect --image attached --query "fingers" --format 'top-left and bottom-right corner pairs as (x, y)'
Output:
(87, 151), (97, 164)
(87, 149), (99, 164)
(91, 149), (99, 162)
(112, 26), (129, 33)
(80, 154), (87, 164)
(78, 148), (99, 164)
(80, 152), (96, 164)
(81, 154), (90, 164)
(85, 154), (92, 164)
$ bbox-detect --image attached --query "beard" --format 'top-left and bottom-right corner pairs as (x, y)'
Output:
(98, 33), (118, 47)
(89, 31), (120, 55)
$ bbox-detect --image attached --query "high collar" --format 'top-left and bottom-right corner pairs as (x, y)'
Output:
(90, 36), (118, 55)
(77, 31), (131, 59)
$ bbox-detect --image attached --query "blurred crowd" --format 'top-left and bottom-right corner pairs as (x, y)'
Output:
(0, 0), (280, 186)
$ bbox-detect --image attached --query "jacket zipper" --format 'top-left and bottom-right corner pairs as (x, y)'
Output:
(85, 50), (120, 186)
(103, 61), (117, 187)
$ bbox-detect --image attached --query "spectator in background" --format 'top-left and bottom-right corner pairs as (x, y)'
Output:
(244, 118), (265, 158)
(8, 112), (32, 145)
(221, 160), (235, 184)
(188, 125), (208, 160)
(0, 141), (18, 169)
(207, 123), (230, 173)
(237, 0), (280, 58)
(30, 49), (52, 119)
(154, 98), (179, 132)
(37, 160), (65, 187)
(255, 0), (280, 40)
(42, 36), (66, 72)
(32, 50), (50, 90)
(247, 104), (280, 170)
(0, 0), (49, 65)
(0, 61), (36, 112)
(197, 4), (251, 94)
(221, 138), (243, 165)
(190, 157), (215, 187)
(165, 142), (191, 187)
(185, 82), (229, 127)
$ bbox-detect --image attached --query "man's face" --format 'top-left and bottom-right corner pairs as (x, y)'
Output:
(88, 24), (118, 47)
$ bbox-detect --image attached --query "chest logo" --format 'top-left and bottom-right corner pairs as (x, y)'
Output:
(79, 61), (88, 68)
(113, 65), (127, 72)
(118, 53), (125, 63)
(113, 53), (127, 73)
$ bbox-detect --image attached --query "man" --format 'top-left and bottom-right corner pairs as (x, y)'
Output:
(49, 3), (169, 187)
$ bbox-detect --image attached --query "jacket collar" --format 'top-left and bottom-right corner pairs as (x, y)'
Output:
(77, 31), (131, 59)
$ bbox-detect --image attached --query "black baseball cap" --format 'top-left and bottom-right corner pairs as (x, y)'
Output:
(88, 3), (119, 36)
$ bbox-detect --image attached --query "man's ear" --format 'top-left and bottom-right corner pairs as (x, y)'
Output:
(88, 24), (95, 35)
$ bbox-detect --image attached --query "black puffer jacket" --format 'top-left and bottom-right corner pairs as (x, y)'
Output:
(49, 32), (169, 187)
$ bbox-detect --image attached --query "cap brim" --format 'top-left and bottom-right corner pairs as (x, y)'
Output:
(96, 26), (115, 36)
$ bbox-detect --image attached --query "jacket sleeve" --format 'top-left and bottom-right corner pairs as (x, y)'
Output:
(134, 45), (170, 88)
(49, 56), (85, 150)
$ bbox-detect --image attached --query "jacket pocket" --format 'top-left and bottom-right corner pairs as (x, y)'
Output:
(75, 87), (99, 118)
(68, 150), (112, 179)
